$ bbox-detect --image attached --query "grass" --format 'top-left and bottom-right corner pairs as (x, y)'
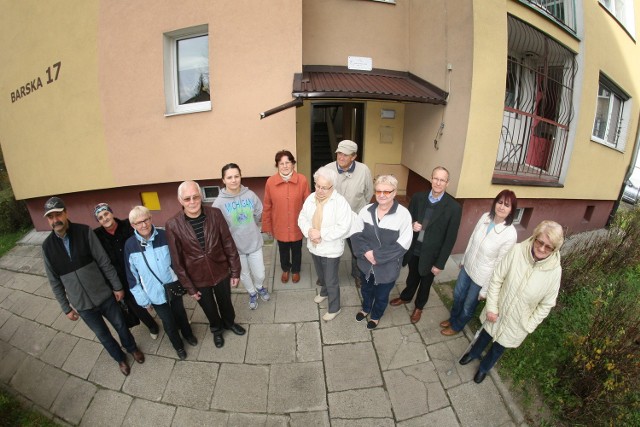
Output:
(0, 227), (29, 258)
(0, 389), (57, 427)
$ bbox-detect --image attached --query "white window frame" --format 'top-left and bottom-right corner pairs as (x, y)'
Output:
(512, 208), (525, 226)
(591, 75), (631, 152)
(163, 24), (210, 116)
(599, 0), (636, 38)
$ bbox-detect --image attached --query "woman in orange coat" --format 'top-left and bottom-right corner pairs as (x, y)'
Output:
(262, 150), (310, 284)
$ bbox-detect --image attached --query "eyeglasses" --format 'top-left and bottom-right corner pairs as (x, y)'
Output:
(132, 218), (151, 227)
(375, 189), (395, 196)
(534, 238), (555, 252)
(315, 184), (333, 191)
(432, 177), (448, 184)
(181, 195), (201, 203)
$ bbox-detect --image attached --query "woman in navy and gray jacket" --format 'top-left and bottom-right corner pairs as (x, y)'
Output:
(351, 175), (413, 329)
(124, 206), (197, 360)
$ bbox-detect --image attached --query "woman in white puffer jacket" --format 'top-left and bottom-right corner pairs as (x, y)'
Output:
(459, 220), (564, 384)
(440, 190), (518, 336)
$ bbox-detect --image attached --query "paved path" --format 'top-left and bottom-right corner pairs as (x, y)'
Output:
(0, 230), (526, 426)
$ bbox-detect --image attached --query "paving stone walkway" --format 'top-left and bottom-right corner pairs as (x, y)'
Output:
(0, 230), (527, 426)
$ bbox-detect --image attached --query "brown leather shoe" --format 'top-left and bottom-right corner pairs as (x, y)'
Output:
(389, 297), (409, 307)
(119, 360), (130, 376)
(281, 271), (289, 283)
(292, 272), (300, 283)
(410, 308), (422, 324)
(132, 349), (145, 364)
(440, 320), (451, 328)
(440, 327), (459, 336)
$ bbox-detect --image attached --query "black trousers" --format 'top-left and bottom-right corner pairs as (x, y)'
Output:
(124, 290), (158, 332)
(277, 239), (303, 273)
(196, 276), (235, 334)
(153, 298), (193, 351)
(400, 254), (435, 310)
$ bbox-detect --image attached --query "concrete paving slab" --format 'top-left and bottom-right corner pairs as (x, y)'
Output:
(273, 289), (318, 323)
(6, 290), (31, 316)
(80, 389), (133, 427)
(227, 413), (268, 426)
(62, 338), (103, 379)
(50, 311), (77, 333)
(246, 323), (296, 364)
(384, 362), (448, 421)
(172, 407), (229, 426)
(50, 375), (97, 425)
(427, 337), (477, 389)
(33, 281), (54, 298)
(7, 273), (49, 293)
(295, 321), (322, 361)
(0, 255), (31, 272)
(414, 305), (460, 345)
(211, 363), (268, 412)
(397, 406), (460, 427)
(265, 414), (289, 426)
(196, 325), (248, 363)
(0, 312), (25, 341)
(11, 356), (68, 409)
(19, 294), (49, 320)
(373, 324), (429, 370)
(10, 322), (56, 357)
(70, 318), (98, 340)
(449, 380), (512, 427)
(332, 419), (396, 427)
(319, 308), (371, 344)
(289, 411), (330, 427)
(0, 270), (14, 288)
(0, 307), (9, 328)
(122, 398), (175, 427)
(122, 354), (175, 401)
(35, 298), (64, 325)
(87, 350), (127, 390)
(0, 344), (26, 383)
(162, 360), (218, 409)
(268, 361), (326, 413)
(0, 288), (20, 311)
(327, 387), (393, 419)
(324, 342), (382, 392)
(234, 291), (276, 324)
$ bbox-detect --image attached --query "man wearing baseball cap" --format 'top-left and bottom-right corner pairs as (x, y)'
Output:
(325, 139), (374, 287)
(42, 197), (145, 376)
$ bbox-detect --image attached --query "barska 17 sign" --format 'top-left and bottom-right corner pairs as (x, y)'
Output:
(10, 61), (61, 103)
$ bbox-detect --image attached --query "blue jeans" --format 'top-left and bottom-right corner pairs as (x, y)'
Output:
(153, 297), (193, 351)
(468, 328), (506, 374)
(449, 267), (482, 331)
(78, 296), (138, 363)
(360, 272), (395, 321)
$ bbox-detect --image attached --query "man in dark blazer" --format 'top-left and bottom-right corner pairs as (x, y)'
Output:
(390, 166), (462, 324)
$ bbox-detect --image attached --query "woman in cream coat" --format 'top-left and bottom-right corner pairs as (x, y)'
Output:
(441, 190), (518, 336)
(298, 166), (352, 321)
(459, 220), (563, 384)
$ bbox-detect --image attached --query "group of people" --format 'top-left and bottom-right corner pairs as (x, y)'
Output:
(42, 139), (564, 382)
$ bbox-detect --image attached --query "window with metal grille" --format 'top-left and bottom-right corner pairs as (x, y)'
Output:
(592, 74), (630, 151)
(494, 15), (576, 185)
(519, 0), (577, 33)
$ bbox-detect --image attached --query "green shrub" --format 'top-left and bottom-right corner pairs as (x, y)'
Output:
(0, 188), (31, 234)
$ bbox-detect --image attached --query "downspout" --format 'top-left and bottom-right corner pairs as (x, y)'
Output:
(607, 111), (640, 227)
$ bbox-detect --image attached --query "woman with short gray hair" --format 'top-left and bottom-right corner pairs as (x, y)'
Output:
(298, 166), (352, 321)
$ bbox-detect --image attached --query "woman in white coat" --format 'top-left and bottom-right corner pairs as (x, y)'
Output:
(298, 166), (352, 321)
(441, 190), (518, 336)
(459, 220), (564, 383)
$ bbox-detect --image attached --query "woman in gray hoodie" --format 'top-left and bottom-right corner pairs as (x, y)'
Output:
(213, 163), (270, 309)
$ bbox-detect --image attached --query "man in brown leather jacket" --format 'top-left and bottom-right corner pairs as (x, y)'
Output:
(165, 180), (245, 348)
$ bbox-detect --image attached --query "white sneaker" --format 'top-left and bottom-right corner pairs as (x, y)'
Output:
(150, 332), (158, 340)
(322, 310), (341, 321)
(314, 294), (327, 304)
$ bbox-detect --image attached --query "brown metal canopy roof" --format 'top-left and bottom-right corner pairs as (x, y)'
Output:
(293, 65), (448, 104)
(259, 65), (447, 119)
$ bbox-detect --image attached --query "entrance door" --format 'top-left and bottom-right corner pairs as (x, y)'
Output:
(310, 103), (364, 180)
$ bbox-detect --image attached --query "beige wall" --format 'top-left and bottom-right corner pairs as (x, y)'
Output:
(0, 0), (301, 199)
(457, 0), (640, 200)
(302, 0), (409, 69)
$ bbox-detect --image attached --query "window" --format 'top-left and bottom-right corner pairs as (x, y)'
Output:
(521, 1), (577, 33)
(600, 0), (636, 37)
(163, 24), (210, 116)
(494, 16), (577, 184)
(592, 75), (630, 151)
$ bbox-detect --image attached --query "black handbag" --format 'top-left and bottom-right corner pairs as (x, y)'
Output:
(139, 243), (187, 302)
(118, 300), (141, 328)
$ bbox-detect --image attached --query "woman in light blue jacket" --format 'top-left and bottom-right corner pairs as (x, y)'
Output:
(124, 206), (196, 360)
